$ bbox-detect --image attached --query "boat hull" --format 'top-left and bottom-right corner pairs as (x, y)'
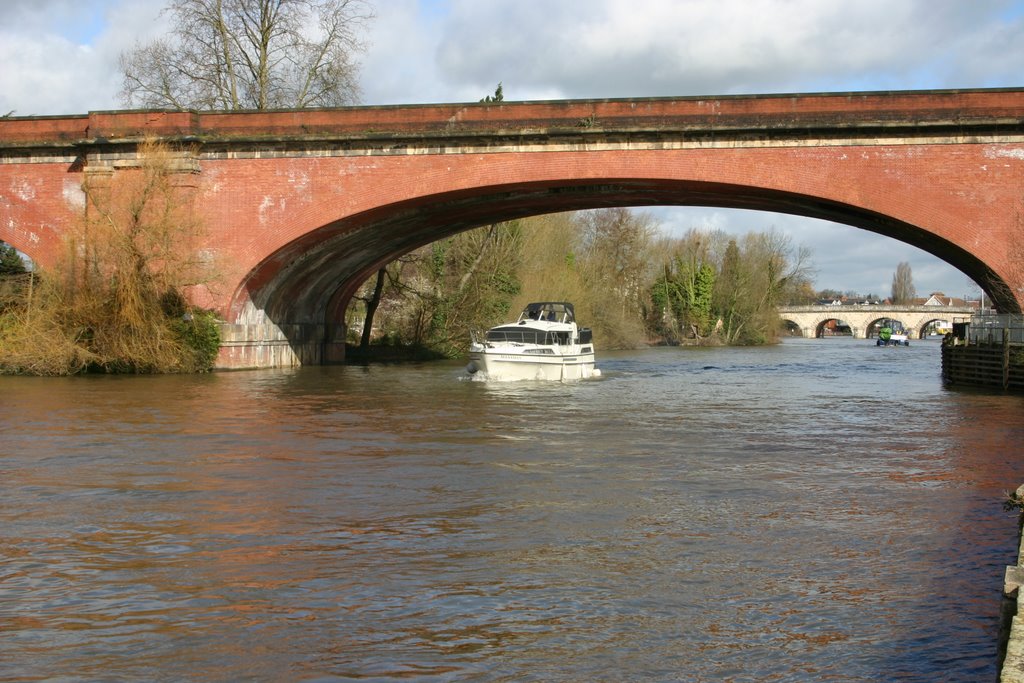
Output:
(467, 347), (597, 381)
(877, 333), (909, 346)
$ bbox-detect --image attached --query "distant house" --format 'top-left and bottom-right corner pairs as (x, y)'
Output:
(916, 292), (979, 309)
(815, 296), (881, 306)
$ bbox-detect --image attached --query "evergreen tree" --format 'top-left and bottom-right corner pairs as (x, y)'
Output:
(650, 255), (715, 339)
(714, 239), (748, 343)
(480, 82), (504, 103)
(0, 242), (26, 276)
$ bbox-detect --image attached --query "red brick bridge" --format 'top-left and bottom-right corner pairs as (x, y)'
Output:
(2, 88), (1023, 368)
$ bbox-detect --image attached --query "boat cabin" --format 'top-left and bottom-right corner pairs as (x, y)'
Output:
(518, 302), (576, 324)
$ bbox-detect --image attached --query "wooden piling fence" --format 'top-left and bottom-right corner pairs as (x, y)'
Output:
(941, 316), (1024, 393)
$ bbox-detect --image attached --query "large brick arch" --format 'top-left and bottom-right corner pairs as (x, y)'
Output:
(234, 174), (1011, 335)
(2, 89), (1023, 367)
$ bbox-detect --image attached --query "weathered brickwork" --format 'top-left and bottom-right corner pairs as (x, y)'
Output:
(2, 89), (1023, 367)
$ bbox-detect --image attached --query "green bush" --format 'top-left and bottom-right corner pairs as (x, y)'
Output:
(172, 310), (221, 372)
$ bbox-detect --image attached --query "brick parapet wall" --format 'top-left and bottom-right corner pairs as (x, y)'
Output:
(3, 88), (1024, 147)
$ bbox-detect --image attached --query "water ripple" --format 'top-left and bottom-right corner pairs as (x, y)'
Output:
(1, 339), (1022, 681)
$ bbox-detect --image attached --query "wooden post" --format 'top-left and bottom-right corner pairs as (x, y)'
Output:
(1005, 328), (1011, 390)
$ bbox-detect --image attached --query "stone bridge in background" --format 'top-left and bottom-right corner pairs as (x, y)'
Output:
(1, 88), (1023, 368)
(777, 305), (976, 339)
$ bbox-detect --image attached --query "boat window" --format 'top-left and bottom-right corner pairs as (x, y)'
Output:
(487, 328), (547, 344)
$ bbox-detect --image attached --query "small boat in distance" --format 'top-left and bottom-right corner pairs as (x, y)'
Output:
(876, 324), (910, 346)
(466, 301), (600, 381)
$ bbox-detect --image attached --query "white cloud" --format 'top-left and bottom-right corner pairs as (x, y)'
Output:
(358, 0), (448, 104)
(424, 0), (1024, 100)
(0, 0), (166, 115)
(0, 35), (99, 116)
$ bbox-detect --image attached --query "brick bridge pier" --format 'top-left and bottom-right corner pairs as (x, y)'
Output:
(1, 88), (1023, 368)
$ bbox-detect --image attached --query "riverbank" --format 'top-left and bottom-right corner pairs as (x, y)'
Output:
(1001, 486), (1024, 682)
(344, 342), (446, 363)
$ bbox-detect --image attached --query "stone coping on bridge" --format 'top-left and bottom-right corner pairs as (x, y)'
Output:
(3, 87), (1024, 148)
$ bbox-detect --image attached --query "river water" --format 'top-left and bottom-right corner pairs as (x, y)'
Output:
(2, 337), (1023, 682)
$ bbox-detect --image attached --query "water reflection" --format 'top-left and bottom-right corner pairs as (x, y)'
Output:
(1, 339), (1022, 680)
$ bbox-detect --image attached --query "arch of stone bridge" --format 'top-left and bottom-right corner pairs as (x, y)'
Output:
(910, 317), (956, 339)
(232, 176), (1018, 341)
(863, 315), (959, 340)
(776, 315), (863, 339)
(814, 317), (855, 338)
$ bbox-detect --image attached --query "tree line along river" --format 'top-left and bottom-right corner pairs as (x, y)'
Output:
(1, 336), (1023, 681)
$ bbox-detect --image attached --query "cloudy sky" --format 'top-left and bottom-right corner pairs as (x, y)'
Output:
(3, 0), (1023, 299)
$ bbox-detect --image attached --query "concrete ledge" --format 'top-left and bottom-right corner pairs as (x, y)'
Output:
(1008, 566), (1024, 595)
(1005, 612), (1024, 683)
(1001, 486), (1024, 682)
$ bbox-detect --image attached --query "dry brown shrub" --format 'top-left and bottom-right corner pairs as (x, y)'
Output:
(0, 276), (98, 375)
(0, 140), (217, 374)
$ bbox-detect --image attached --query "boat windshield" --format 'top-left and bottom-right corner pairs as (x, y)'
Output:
(518, 302), (575, 324)
(486, 327), (571, 345)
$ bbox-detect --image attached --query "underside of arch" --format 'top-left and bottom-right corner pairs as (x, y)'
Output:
(228, 178), (1020, 335)
(814, 318), (853, 338)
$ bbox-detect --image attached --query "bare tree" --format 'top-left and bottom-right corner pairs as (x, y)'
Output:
(891, 261), (917, 304)
(574, 208), (658, 348)
(577, 208), (657, 309)
(120, 0), (374, 110)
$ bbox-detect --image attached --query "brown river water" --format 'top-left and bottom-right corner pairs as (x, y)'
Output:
(1, 337), (1023, 682)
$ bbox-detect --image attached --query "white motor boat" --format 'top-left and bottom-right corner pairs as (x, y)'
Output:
(466, 302), (599, 381)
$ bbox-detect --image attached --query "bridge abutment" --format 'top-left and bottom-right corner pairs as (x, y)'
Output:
(216, 322), (347, 369)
